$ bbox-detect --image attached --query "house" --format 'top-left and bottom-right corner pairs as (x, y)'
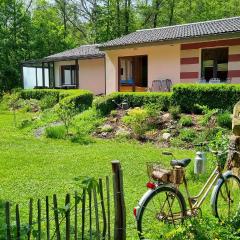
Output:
(23, 16), (240, 94)
(22, 44), (106, 95)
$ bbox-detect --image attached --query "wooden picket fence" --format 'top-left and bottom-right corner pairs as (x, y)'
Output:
(1, 161), (126, 240)
(2, 177), (111, 240)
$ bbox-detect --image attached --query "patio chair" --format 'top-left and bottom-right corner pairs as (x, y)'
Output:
(198, 78), (207, 83)
(209, 78), (221, 84)
(149, 79), (172, 92)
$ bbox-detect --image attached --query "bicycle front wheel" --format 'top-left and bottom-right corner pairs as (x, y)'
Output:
(214, 174), (240, 221)
(137, 185), (186, 239)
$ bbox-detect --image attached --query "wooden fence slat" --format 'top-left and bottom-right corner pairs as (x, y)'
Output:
(5, 202), (11, 240)
(46, 196), (50, 240)
(65, 194), (70, 240)
(112, 160), (126, 240)
(99, 178), (107, 239)
(74, 191), (78, 240)
(89, 190), (92, 240)
(16, 204), (21, 240)
(106, 176), (111, 240)
(37, 199), (41, 240)
(81, 189), (86, 240)
(28, 198), (33, 240)
(93, 187), (100, 240)
(53, 194), (61, 240)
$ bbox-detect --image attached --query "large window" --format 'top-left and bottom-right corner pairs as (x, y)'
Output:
(61, 65), (77, 86)
(201, 48), (228, 82)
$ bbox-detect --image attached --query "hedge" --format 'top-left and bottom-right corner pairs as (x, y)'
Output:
(172, 84), (240, 112)
(20, 89), (93, 110)
(94, 92), (172, 115)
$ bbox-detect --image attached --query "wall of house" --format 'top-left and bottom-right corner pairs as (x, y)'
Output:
(180, 38), (240, 83)
(105, 44), (181, 94)
(79, 58), (105, 95)
(54, 58), (105, 95)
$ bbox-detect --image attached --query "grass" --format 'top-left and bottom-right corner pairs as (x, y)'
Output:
(0, 109), (235, 239)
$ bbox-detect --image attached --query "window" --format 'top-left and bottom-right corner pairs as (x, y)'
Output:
(201, 48), (228, 81)
(61, 65), (77, 85)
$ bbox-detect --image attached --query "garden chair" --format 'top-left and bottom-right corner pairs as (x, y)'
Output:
(209, 78), (221, 84)
(149, 79), (172, 92)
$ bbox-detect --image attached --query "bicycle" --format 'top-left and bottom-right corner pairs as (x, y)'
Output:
(133, 148), (240, 239)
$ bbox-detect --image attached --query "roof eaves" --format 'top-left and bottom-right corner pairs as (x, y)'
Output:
(99, 31), (240, 50)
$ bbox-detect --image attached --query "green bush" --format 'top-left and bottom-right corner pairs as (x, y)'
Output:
(94, 92), (172, 115)
(217, 111), (232, 129)
(169, 105), (181, 120)
(45, 125), (66, 139)
(179, 115), (193, 127)
(122, 107), (149, 136)
(39, 95), (58, 110)
(172, 84), (240, 112)
(20, 89), (93, 111)
(179, 128), (196, 142)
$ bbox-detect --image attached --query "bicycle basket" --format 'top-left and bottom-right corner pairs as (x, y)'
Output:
(147, 162), (172, 183)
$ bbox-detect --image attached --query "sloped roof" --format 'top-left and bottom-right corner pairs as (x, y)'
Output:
(44, 44), (105, 62)
(100, 16), (240, 49)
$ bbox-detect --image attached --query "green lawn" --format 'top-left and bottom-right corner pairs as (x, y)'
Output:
(0, 110), (234, 239)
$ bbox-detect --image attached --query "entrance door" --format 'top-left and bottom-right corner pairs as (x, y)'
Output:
(118, 55), (148, 92)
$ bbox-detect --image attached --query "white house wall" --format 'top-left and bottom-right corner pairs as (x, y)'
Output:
(105, 44), (181, 94)
(54, 58), (105, 95)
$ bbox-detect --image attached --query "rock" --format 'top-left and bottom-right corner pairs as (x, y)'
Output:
(100, 124), (113, 133)
(115, 128), (131, 138)
(162, 132), (171, 140)
(162, 113), (171, 123)
(101, 132), (108, 137)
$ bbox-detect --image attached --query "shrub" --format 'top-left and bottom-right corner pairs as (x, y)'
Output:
(70, 133), (94, 145)
(20, 89), (93, 111)
(55, 102), (77, 135)
(217, 111), (232, 129)
(179, 129), (196, 142)
(23, 99), (40, 112)
(94, 92), (172, 116)
(39, 95), (58, 110)
(179, 115), (193, 127)
(59, 90), (93, 111)
(45, 125), (66, 139)
(122, 107), (149, 136)
(172, 84), (240, 113)
(169, 105), (181, 120)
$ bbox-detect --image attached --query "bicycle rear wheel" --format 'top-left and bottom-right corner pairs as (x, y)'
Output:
(214, 174), (240, 221)
(137, 185), (186, 239)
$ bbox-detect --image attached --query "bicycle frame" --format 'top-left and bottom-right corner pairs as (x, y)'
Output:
(182, 165), (222, 213)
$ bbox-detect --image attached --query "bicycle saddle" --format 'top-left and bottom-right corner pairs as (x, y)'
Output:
(170, 159), (191, 168)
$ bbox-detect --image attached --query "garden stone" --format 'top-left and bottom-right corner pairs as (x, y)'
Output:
(162, 132), (171, 140)
(162, 113), (171, 122)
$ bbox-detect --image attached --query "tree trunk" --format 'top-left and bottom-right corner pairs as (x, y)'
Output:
(153, 0), (161, 28)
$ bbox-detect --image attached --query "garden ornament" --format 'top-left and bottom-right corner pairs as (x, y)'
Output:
(194, 151), (206, 175)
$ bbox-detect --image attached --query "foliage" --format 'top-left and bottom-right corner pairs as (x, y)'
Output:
(39, 95), (58, 110)
(217, 111), (232, 129)
(172, 84), (240, 113)
(169, 105), (181, 120)
(22, 99), (40, 112)
(179, 115), (193, 127)
(55, 102), (76, 135)
(179, 128), (196, 142)
(8, 93), (22, 126)
(70, 133), (95, 145)
(208, 130), (229, 168)
(198, 105), (218, 127)
(73, 108), (104, 135)
(94, 92), (172, 116)
(20, 89), (93, 111)
(122, 107), (149, 136)
(45, 125), (66, 139)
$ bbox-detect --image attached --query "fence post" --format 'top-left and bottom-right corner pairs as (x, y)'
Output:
(112, 160), (126, 240)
